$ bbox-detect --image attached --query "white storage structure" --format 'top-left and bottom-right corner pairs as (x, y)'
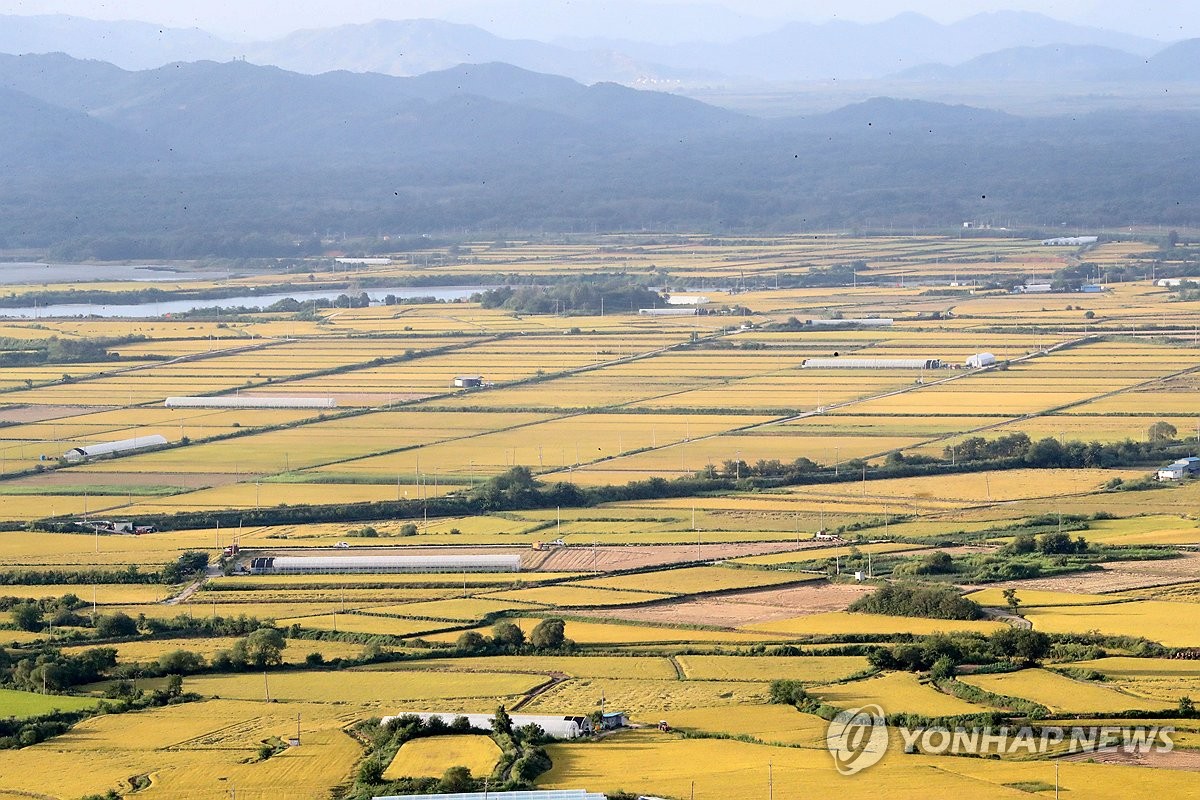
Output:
(806, 318), (894, 327)
(63, 434), (168, 463)
(165, 396), (336, 409)
(965, 353), (997, 368)
(375, 791), (606, 800)
(247, 554), (521, 574)
(802, 357), (941, 369)
(638, 307), (698, 316)
(379, 712), (592, 740)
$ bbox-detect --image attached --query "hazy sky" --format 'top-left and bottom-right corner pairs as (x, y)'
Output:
(2, 0), (1197, 41)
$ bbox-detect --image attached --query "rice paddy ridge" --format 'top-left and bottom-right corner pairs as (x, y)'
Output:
(884, 339), (1200, 461)
(15, 335), (510, 489)
(301, 325), (743, 478)
(534, 335), (1096, 481)
(188, 332), (505, 407)
(0, 338), (289, 400)
(775, 334), (1096, 427)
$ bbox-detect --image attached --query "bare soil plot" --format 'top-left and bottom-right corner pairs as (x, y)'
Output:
(978, 552), (1200, 594)
(529, 541), (811, 572)
(568, 581), (873, 627)
(1061, 747), (1200, 771)
(0, 404), (110, 423)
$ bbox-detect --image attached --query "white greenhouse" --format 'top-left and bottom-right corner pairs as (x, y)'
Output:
(806, 318), (894, 327)
(164, 396), (336, 409)
(247, 554), (521, 574)
(965, 353), (997, 368)
(802, 357), (941, 369)
(375, 791), (606, 800)
(379, 712), (593, 740)
(63, 434), (168, 463)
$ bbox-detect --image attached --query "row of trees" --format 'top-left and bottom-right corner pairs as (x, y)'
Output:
(848, 583), (985, 621)
(455, 619), (572, 655)
(474, 279), (664, 315)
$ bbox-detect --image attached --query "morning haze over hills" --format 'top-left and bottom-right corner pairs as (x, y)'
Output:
(0, 6), (1198, 255)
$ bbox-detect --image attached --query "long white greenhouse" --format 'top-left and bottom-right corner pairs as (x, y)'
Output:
(374, 791), (606, 800)
(801, 357), (941, 369)
(247, 554), (521, 574)
(379, 712), (592, 740)
(164, 396), (337, 409)
(63, 434), (169, 463)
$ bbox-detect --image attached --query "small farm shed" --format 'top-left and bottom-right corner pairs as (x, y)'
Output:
(63, 434), (168, 464)
(1158, 457), (1200, 481)
(965, 353), (997, 368)
(802, 357), (941, 369)
(246, 554), (521, 574)
(599, 711), (628, 730)
(379, 712), (593, 740)
(165, 396), (336, 409)
(453, 375), (485, 388)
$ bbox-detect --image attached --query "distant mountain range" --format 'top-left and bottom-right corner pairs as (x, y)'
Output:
(0, 10), (1190, 86)
(0, 52), (1197, 253)
(894, 38), (1200, 82)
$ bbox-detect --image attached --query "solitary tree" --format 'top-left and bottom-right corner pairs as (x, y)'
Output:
(11, 602), (44, 632)
(1148, 421), (1178, 442)
(242, 627), (287, 667)
(492, 621), (526, 649)
(439, 766), (474, 793)
(1002, 588), (1021, 616)
(529, 618), (567, 650)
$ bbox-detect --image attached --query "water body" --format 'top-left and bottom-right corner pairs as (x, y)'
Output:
(0, 286), (491, 319)
(0, 262), (230, 285)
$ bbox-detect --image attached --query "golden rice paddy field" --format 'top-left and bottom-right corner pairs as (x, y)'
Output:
(365, 654), (679, 680)
(812, 670), (990, 716)
(483, 585), (671, 607)
(185, 669), (543, 707)
(383, 734), (501, 780)
(0, 583), (171, 604)
(540, 723), (1197, 800)
(734, 541), (927, 566)
(0, 699), (363, 800)
(5, 236), (1200, 799)
(664, 703), (830, 745)
(419, 617), (788, 646)
(1068, 657), (1200, 703)
(62, 635), (371, 664)
(744, 611), (1005, 637)
(364, 596), (539, 620)
(958, 668), (1174, 714)
(675, 654), (870, 682)
(1023, 600), (1200, 647)
(275, 613), (455, 637)
(964, 587), (1116, 607)
(522, 677), (771, 715)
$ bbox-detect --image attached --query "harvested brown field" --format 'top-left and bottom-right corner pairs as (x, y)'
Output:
(1060, 747), (1200, 771)
(980, 553), (1200, 594)
(0, 404), (110, 423)
(529, 541), (815, 572)
(567, 581), (872, 627)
